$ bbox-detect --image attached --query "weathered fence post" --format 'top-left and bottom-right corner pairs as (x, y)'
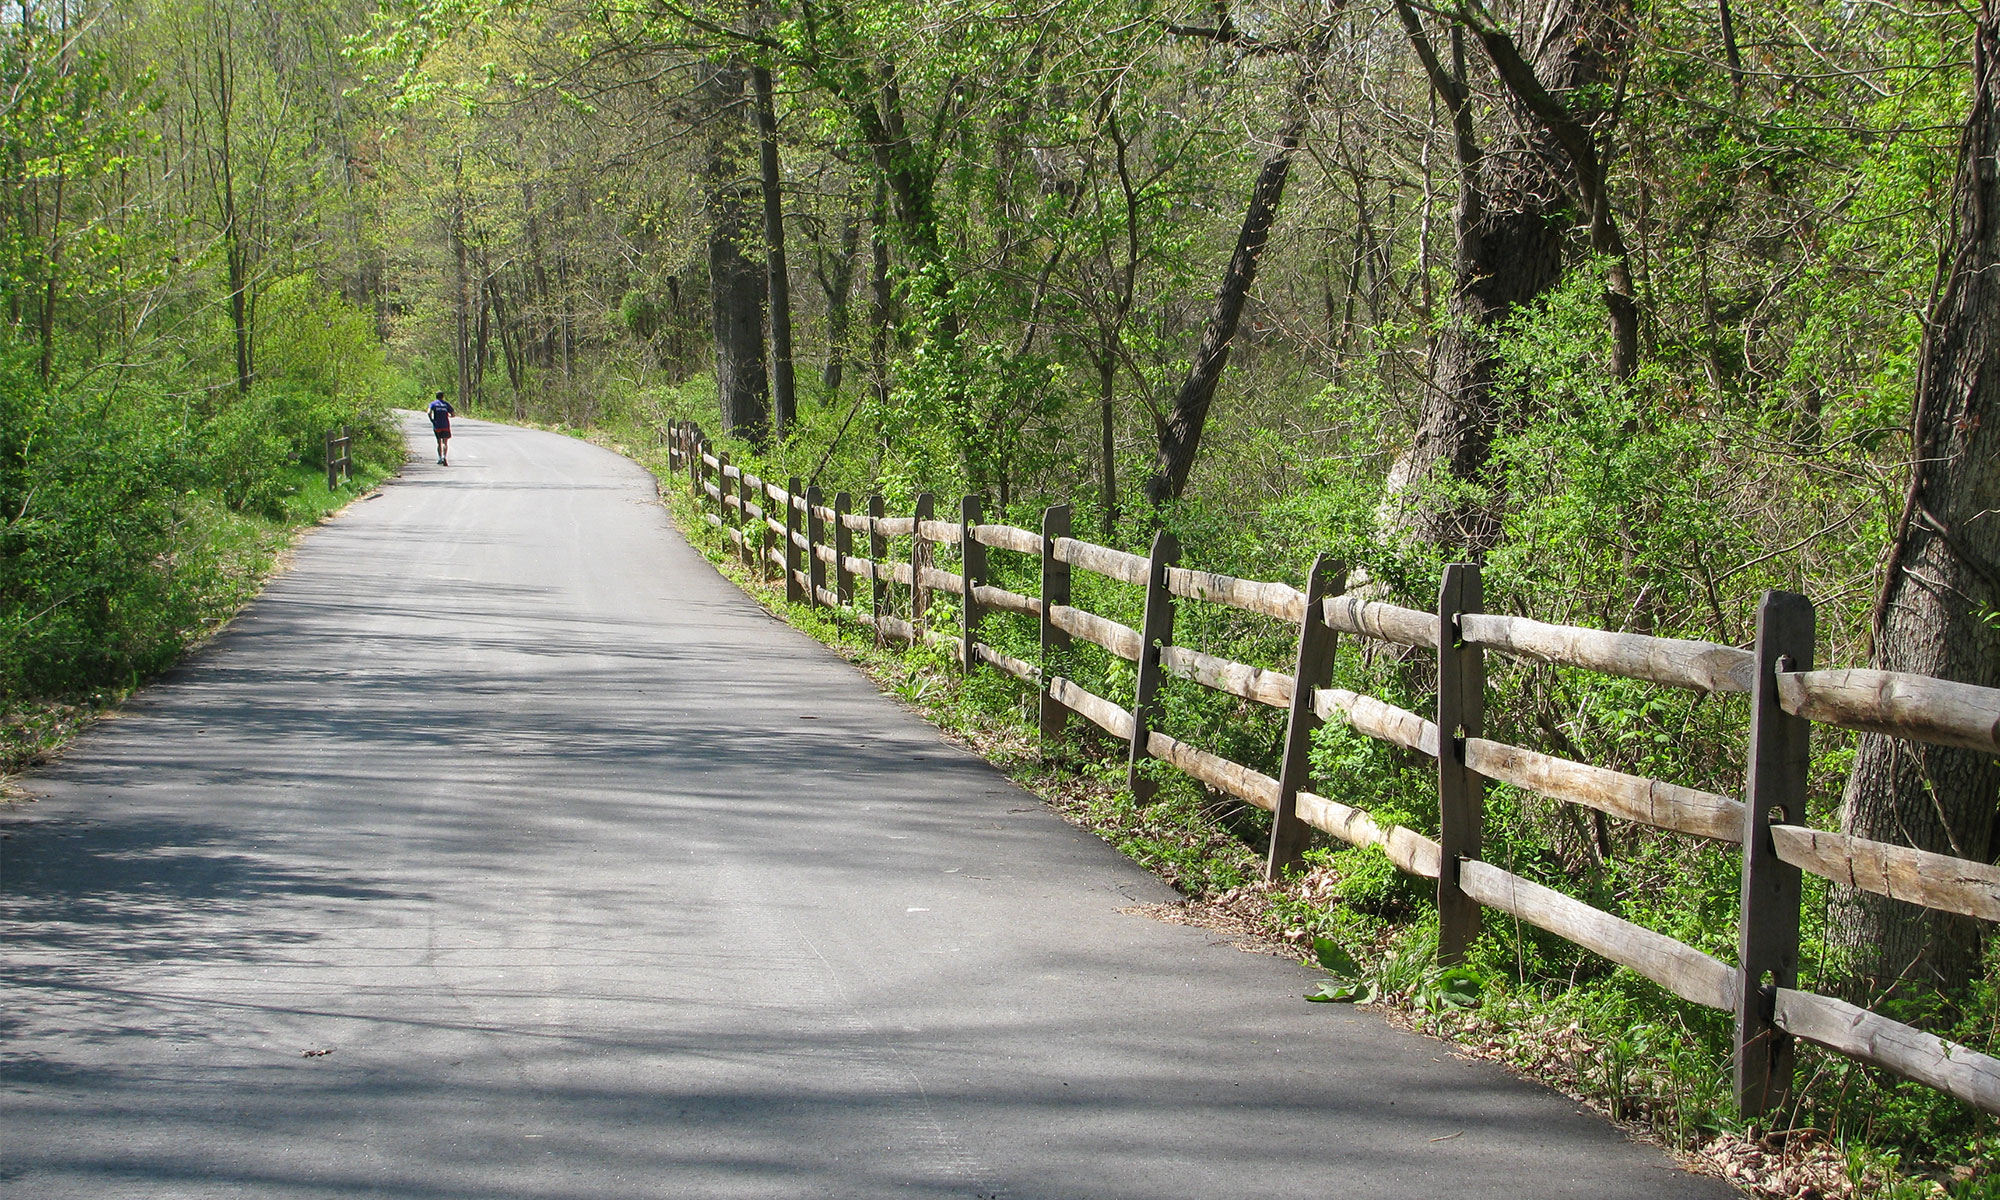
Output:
(325, 429), (337, 492)
(724, 454), (748, 556)
(835, 492), (855, 610)
(806, 484), (825, 607)
(1127, 529), (1179, 803)
(1736, 589), (1813, 1120)
(911, 493), (936, 638)
(1268, 554), (1345, 879)
(1437, 563), (1486, 967)
(784, 476), (804, 604)
(739, 468), (756, 568)
(869, 496), (888, 631)
(1038, 503), (1072, 749)
(960, 496), (984, 674)
(690, 430), (704, 499)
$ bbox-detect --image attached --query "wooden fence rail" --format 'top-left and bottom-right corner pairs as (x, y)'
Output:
(664, 420), (2000, 1119)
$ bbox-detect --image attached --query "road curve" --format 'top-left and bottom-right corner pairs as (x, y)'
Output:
(1, 414), (1737, 1199)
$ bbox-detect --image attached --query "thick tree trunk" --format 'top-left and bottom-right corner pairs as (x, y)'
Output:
(1827, 3), (2000, 999)
(751, 63), (796, 438)
(1380, 2), (1594, 557)
(702, 60), (770, 445)
(1144, 112), (1305, 506)
(820, 216), (860, 391)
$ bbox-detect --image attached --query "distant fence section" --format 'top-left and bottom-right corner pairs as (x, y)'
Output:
(325, 425), (354, 491)
(666, 420), (2000, 1120)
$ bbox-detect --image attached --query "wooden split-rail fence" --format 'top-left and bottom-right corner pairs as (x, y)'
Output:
(665, 420), (2000, 1120)
(324, 425), (354, 492)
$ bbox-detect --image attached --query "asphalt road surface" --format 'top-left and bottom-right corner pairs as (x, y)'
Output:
(1, 414), (1739, 1199)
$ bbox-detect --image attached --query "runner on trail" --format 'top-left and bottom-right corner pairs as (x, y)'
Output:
(428, 391), (454, 465)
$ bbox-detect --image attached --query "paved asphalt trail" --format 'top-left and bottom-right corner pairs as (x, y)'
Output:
(1, 415), (1738, 1199)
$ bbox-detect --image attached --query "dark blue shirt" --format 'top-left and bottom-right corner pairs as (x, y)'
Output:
(428, 399), (454, 431)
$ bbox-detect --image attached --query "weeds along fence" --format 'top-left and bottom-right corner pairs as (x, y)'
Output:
(665, 420), (2000, 1120)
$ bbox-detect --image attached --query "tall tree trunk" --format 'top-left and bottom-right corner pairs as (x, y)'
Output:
(1144, 110), (1306, 506)
(1379, 4), (1583, 556)
(820, 215), (860, 391)
(1098, 351), (1118, 537)
(702, 59), (770, 444)
(450, 163), (471, 413)
(1827, 1), (2000, 999)
(751, 63), (796, 437)
(216, 43), (252, 396)
(868, 172), (892, 406)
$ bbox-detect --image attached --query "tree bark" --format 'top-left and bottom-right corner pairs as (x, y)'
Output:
(819, 215), (860, 391)
(751, 62), (796, 437)
(1379, 2), (1593, 557)
(1144, 110), (1306, 506)
(701, 59), (770, 445)
(1828, 0), (2000, 999)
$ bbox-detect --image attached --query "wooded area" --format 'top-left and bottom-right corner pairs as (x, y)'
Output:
(7, 0), (2000, 1166)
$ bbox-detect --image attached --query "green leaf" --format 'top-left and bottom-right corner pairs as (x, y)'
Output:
(1306, 979), (1376, 1004)
(1312, 936), (1360, 977)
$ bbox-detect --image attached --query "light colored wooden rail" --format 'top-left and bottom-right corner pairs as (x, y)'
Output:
(1459, 859), (1740, 1012)
(1050, 675), (1136, 739)
(918, 564), (964, 596)
(1053, 537), (1149, 586)
(875, 516), (917, 537)
(972, 523), (1043, 554)
(1771, 825), (2000, 922)
(1777, 669), (2000, 754)
(1049, 604), (1143, 661)
(975, 643), (1039, 683)
(1295, 789), (1443, 879)
(1774, 988), (2000, 1114)
(1159, 644), (1294, 709)
(1323, 595), (1438, 649)
(1460, 613), (1755, 695)
(1165, 566), (1306, 622)
(1313, 688), (1439, 758)
(1463, 738), (1744, 843)
(1147, 729), (1281, 810)
(917, 518), (962, 545)
(973, 583), (1041, 618)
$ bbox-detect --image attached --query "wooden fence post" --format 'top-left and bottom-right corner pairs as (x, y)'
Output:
(785, 476), (804, 604)
(835, 492), (854, 609)
(960, 496), (984, 674)
(1268, 553), (1345, 880)
(739, 468), (756, 568)
(869, 496), (888, 629)
(1127, 529), (1179, 803)
(1437, 563), (1486, 967)
(1039, 503), (1072, 749)
(806, 485), (825, 607)
(1737, 589), (1813, 1120)
(690, 431), (704, 499)
(911, 493), (935, 637)
(325, 429), (337, 492)
(716, 452), (733, 553)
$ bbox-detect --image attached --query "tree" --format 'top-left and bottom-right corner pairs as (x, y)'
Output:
(1827, 0), (2000, 999)
(1379, 0), (1622, 556)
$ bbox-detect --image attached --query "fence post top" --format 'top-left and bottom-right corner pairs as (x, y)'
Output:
(1148, 528), (1179, 562)
(1304, 553), (1346, 599)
